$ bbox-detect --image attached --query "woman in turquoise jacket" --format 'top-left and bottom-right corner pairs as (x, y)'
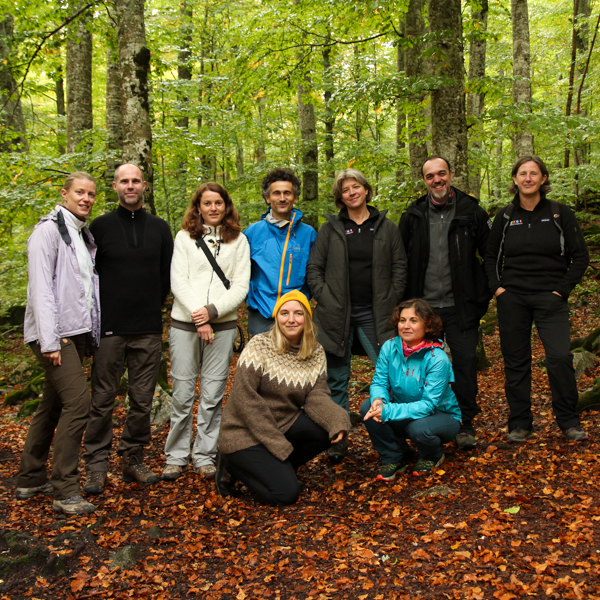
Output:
(361, 298), (461, 480)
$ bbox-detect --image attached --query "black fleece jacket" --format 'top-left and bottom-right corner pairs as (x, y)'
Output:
(90, 205), (174, 336)
(398, 187), (491, 331)
(484, 195), (589, 298)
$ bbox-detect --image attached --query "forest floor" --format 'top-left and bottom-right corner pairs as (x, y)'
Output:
(0, 286), (599, 600)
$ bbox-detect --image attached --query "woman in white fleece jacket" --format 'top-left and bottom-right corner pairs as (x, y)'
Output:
(162, 182), (250, 480)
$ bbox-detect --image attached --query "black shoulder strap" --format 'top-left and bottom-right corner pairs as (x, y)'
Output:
(55, 210), (72, 245)
(549, 199), (565, 256)
(195, 236), (231, 290)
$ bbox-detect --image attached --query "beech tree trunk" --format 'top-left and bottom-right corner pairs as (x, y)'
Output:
(467, 0), (488, 198)
(396, 18), (406, 184)
(105, 19), (122, 205)
(55, 68), (66, 155)
(297, 79), (318, 229)
(406, 0), (429, 182)
(116, 0), (154, 213)
(0, 14), (28, 152)
(322, 45), (335, 180)
(428, 0), (468, 189)
(511, 0), (534, 157)
(177, 2), (192, 131)
(66, 7), (93, 155)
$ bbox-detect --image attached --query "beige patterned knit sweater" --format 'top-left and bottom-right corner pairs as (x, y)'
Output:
(219, 333), (350, 461)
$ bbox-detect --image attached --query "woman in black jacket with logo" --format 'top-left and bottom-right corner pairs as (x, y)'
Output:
(484, 155), (589, 443)
(307, 168), (407, 462)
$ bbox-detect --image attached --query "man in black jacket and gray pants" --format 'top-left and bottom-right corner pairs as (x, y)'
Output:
(83, 164), (173, 494)
(399, 157), (491, 449)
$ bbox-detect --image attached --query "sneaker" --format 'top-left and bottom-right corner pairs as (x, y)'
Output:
(562, 427), (589, 442)
(53, 495), (96, 515)
(162, 464), (186, 481)
(214, 452), (239, 498)
(456, 431), (477, 450)
(507, 428), (533, 443)
(15, 481), (53, 500)
(376, 462), (407, 482)
(194, 464), (216, 478)
(84, 471), (107, 495)
(412, 454), (445, 476)
(122, 447), (160, 485)
(327, 438), (348, 464)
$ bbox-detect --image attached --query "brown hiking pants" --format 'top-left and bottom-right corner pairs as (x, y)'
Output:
(16, 334), (91, 501)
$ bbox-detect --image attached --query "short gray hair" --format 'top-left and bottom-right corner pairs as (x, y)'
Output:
(332, 168), (373, 210)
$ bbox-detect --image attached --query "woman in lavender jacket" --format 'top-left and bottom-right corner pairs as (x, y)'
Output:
(16, 172), (100, 515)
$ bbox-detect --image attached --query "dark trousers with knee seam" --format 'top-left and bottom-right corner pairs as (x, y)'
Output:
(225, 412), (331, 505)
(496, 290), (580, 432)
(360, 398), (460, 463)
(435, 307), (480, 431)
(326, 306), (379, 413)
(84, 333), (162, 471)
(17, 334), (91, 500)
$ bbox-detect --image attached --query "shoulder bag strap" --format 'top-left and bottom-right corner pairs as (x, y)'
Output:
(195, 236), (231, 290)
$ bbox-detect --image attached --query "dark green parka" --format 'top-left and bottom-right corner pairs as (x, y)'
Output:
(306, 209), (407, 358)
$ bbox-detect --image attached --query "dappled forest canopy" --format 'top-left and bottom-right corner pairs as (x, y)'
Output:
(0, 0), (599, 310)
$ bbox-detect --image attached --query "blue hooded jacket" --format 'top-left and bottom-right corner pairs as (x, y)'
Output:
(369, 337), (462, 423)
(244, 208), (316, 319)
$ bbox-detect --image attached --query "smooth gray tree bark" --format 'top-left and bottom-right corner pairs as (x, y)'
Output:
(297, 78), (318, 228)
(428, 0), (468, 189)
(105, 18), (122, 205)
(0, 14), (28, 152)
(66, 7), (93, 155)
(467, 0), (489, 198)
(116, 0), (154, 212)
(511, 0), (534, 157)
(406, 0), (429, 182)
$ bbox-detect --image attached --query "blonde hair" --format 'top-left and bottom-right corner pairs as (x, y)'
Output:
(63, 171), (96, 192)
(269, 302), (318, 359)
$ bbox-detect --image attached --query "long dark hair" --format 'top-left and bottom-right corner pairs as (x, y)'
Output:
(391, 298), (443, 341)
(181, 182), (241, 243)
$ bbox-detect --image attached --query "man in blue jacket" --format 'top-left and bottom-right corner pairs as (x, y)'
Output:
(245, 168), (316, 335)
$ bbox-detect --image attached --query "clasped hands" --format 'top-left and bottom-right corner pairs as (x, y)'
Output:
(191, 307), (213, 344)
(363, 398), (384, 423)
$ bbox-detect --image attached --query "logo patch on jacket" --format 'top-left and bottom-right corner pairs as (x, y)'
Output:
(509, 219), (523, 226)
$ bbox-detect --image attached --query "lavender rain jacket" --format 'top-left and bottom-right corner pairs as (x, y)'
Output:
(23, 208), (100, 353)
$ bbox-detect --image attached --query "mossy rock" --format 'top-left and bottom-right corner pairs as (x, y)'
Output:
(16, 398), (40, 419)
(577, 377), (600, 413)
(4, 387), (37, 406)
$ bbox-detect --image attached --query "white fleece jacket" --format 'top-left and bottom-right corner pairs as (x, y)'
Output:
(170, 227), (250, 324)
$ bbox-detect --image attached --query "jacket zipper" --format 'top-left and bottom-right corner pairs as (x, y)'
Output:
(286, 253), (293, 286)
(131, 210), (137, 247)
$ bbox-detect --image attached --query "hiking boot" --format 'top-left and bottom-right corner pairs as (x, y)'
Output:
(122, 447), (160, 485)
(84, 471), (107, 495)
(507, 428), (533, 443)
(53, 495), (96, 515)
(376, 462), (407, 482)
(214, 452), (239, 498)
(327, 438), (348, 464)
(194, 464), (216, 478)
(162, 464), (186, 481)
(456, 431), (477, 450)
(562, 427), (589, 442)
(15, 481), (53, 500)
(412, 454), (445, 476)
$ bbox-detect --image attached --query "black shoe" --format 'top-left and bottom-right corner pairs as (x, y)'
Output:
(327, 438), (348, 464)
(84, 471), (107, 495)
(214, 452), (239, 498)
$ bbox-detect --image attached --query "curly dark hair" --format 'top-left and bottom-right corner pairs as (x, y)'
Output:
(391, 298), (443, 341)
(508, 155), (551, 196)
(261, 168), (301, 200)
(181, 182), (241, 243)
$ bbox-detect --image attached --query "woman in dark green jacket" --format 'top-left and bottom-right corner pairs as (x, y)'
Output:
(307, 168), (407, 462)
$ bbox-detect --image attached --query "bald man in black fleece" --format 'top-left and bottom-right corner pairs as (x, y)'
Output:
(83, 164), (173, 494)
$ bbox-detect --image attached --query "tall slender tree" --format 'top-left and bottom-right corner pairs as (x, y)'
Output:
(428, 0), (469, 189)
(105, 18), (122, 204)
(511, 0), (534, 157)
(55, 67), (66, 155)
(467, 0), (489, 198)
(0, 14), (28, 152)
(66, 6), (93, 155)
(116, 0), (154, 212)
